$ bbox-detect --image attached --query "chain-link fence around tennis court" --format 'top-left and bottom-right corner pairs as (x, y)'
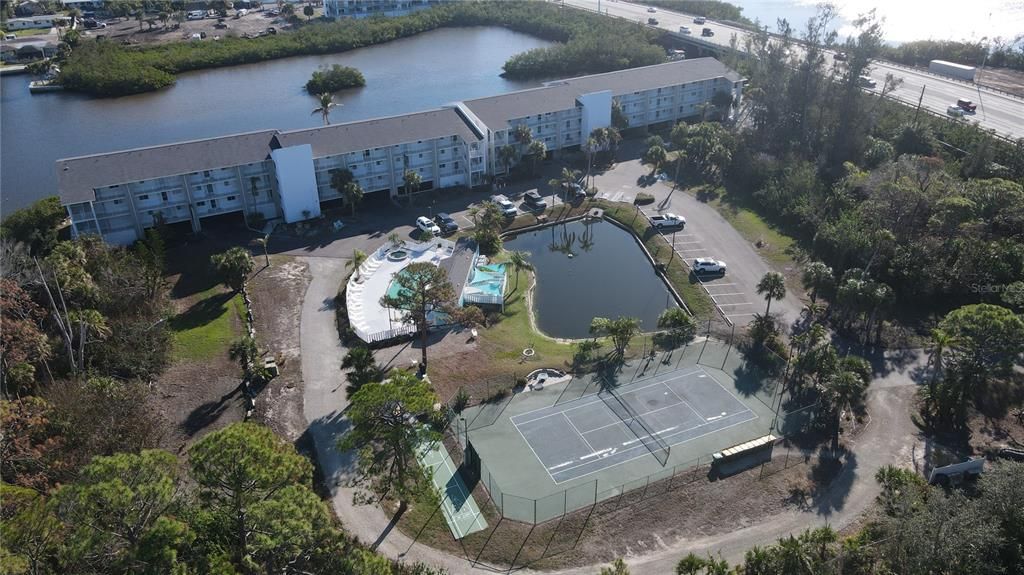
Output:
(441, 322), (821, 527)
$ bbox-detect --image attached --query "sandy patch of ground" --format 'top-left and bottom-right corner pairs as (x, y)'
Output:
(248, 255), (311, 442)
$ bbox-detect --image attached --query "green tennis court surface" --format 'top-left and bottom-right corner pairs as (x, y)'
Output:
(418, 441), (487, 539)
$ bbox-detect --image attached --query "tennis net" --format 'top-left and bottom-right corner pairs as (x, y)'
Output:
(598, 387), (671, 466)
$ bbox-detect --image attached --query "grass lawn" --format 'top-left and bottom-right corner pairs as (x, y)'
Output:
(168, 285), (245, 362)
(684, 185), (797, 270)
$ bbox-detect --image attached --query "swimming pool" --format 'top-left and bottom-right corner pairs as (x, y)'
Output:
(468, 264), (507, 297)
(385, 268), (415, 301)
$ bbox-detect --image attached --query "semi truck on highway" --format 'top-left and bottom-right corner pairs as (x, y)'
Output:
(929, 60), (976, 82)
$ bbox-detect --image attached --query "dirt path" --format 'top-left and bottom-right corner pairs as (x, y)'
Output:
(298, 249), (928, 573)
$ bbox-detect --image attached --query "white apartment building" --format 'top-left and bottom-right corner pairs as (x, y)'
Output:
(323, 0), (450, 19)
(58, 58), (743, 245)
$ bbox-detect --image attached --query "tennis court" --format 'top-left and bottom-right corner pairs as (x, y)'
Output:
(510, 367), (757, 484)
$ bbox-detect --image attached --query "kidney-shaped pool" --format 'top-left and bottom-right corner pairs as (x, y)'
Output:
(504, 219), (677, 339)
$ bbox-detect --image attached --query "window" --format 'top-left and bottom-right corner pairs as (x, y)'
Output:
(566, 120), (571, 128)
(376, 160), (382, 166)
(418, 153), (423, 158)
(210, 199), (217, 209)
(223, 181), (230, 187)
(439, 163), (446, 169)
(196, 201), (206, 206)
(227, 196), (236, 201)
(453, 162), (459, 170)
(161, 192), (168, 202)
(203, 170), (210, 177)
(113, 199), (121, 205)
(207, 184), (214, 194)
(364, 150), (371, 158)
(139, 194), (150, 200)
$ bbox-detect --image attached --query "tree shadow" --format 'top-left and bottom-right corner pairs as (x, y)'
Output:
(167, 291), (234, 332)
(810, 446), (857, 516)
(180, 384), (244, 437)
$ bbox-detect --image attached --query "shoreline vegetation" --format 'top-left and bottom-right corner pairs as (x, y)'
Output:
(305, 64), (365, 94)
(58, 1), (669, 97)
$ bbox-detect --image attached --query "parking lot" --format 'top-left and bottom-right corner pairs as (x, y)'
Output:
(589, 145), (804, 328)
(640, 209), (759, 323)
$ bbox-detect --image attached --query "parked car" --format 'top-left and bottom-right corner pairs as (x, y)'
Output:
(265, 27), (277, 34)
(997, 447), (1024, 462)
(434, 212), (458, 234)
(490, 195), (517, 217)
(266, 8), (280, 16)
(693, 257), (727, 275)
(523, 190), (548, 210)
(956, 98), (977, 112)
(679, 25), (692, 34)
(214, 19), (229, 28)
(235, 8), (248, 17)
(650, 213), (686, 229)
(701, 27), (714, 37)
(562, 181), (586, 199)
(187, 10), (205, 20)
(946, 105), (965, 117)
(833, 51), (848, 61)
(648, 17), (659, 25)
(857, 75), (877, 88)
(647, 6), (657, 12)
(416, 216), (441, 236)
(693, 16), (706, 24)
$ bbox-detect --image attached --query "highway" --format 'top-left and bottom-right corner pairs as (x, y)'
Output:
(562, 0), (1024, 141)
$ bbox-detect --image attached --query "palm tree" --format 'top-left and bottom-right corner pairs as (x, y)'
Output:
(311, 92), (339, 125)
(801, 261), (833, 303)
(303, 3), (315, 20)
(402, 170), (422, 198)
(342, 182), (363, 216)
(756, 271), (786, 317)
(513, 124), (533, 157)
(254, 235), (270, 267)
(527, 140), (546, 176)
(643, 145), (667, 175)
(823, 368), (868, 451)
(347, 249), (368, 280)
(341, 346), (382, 395)
(507, 250), (533, 292)
(583, 136), (599, 187)
(498, 144), (517, 176)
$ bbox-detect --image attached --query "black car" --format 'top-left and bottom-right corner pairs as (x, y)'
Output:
(523, 190), (547, 209)
(433, 212), (458, 234)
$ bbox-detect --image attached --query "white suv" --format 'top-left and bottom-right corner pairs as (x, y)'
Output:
(490, 195), (517, 217)
(693, 258), (727, 275)
(416, 216), (440, 235)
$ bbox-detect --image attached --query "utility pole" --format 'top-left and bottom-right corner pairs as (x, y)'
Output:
(912, 84), (925, 126)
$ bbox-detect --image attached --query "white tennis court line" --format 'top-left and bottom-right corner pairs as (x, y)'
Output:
(549, 409), (758, 483)
(564, 413), (598, 455)
(510, 369), (704, 425)
(662, 383), (706, 424)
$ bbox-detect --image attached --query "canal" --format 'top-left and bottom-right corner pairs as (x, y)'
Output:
(0, 26), (554, 211)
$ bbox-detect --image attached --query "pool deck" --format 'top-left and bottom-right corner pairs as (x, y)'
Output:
(347, 239), (456, 342)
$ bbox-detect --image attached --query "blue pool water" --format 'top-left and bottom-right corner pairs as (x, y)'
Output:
(466, 264), (507, 298)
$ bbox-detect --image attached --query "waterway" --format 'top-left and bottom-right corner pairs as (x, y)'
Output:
(0, 26), (553, 212)
(504, 219), (676, 340)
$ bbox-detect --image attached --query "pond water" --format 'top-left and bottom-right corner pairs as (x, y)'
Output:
(0, 26), (554, 211)
(504, 219), (676, 340)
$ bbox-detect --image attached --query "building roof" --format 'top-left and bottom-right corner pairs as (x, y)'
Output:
(463, 57), (743, 127)
(273, 108), (481, 159)
(56, 130), (278, 204)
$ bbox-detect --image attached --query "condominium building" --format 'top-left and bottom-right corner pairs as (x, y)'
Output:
(58, 58), (743, 245)
(323, 0), (451, 19)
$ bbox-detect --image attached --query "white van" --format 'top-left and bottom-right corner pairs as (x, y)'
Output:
(187, 10), (205, 20)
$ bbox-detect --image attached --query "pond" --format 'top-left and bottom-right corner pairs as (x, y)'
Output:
(504, 219), (677, 340)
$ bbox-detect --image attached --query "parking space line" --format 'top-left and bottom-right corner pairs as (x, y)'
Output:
(716, 302), (753, 307)
(677, 248), (708, 253)
(708, 292), (745, 297)
(726, 312), (758, 318)
(698, 281), (736, 287)
(672, 240), (703, 245)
